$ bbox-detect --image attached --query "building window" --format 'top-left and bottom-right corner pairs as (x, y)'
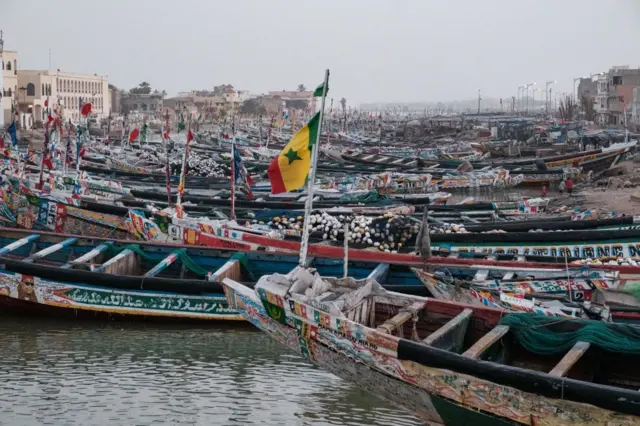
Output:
(42, 84), (45, 95)
(48, 84), (51, 96)
(26, 83), (35, 96)
(613, 76), (623, 85)
(13, 60), (16, 74)
(6, 61), (11, 71)
(6, 88), (11, 97)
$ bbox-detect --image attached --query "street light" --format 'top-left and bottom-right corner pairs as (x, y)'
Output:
(524, 83), (535, 115)
(517, 85), (525, 115)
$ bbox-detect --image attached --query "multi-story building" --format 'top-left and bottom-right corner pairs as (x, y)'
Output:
(577, 77), (596, 100)
(594, 73), (609, 124)
(121, 93), (163, 116)
(606, 66), (640, 125)
(1, 48), (19, 127)
(267, 90), (317, 112)
(632, 87), (640, 126)
(16, 69), (110, 126)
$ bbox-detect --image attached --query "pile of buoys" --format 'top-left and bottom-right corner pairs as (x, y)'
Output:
(170, 152), (229, 178)
(572, 257), (639, 266)
(429, 224), (469, 234)
(262, 211), (422, 252)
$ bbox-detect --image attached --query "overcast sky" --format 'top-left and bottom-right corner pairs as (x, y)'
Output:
(2, 0), (639, 104)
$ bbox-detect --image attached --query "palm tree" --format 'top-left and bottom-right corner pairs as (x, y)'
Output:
(340, 97), (347, 112)
(297, 84), (306, 92)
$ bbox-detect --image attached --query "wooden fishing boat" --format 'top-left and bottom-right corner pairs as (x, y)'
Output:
(222, 268), (640, 424)
(0, 228), (447, 320)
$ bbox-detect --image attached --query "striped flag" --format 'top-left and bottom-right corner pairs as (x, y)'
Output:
(233, 145), (254, 198)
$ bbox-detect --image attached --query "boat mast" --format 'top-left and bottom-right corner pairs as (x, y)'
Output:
(299, 69), (330, 266)
(163, 108), (172, 206)
(230, 118), (236, 221)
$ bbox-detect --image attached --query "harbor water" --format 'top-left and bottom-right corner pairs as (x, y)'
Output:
(0, 316), (424, 426)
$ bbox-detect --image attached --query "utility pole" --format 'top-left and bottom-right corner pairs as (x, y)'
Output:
(476, 89), (481, 119)
(545, 80), (556, 116)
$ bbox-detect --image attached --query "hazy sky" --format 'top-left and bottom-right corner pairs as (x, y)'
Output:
(2, 0), (639, 104)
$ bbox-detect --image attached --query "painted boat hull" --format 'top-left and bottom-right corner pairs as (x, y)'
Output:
(223, 281), (640, 425)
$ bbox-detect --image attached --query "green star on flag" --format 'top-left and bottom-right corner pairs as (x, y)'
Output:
(284, 148), (302, 165)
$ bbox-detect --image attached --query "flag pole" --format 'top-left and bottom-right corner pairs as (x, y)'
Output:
(163, 109), (172, 207)
(176, 119), (192, 218)
(230, 119), (236, 221)
(299, 69), (329, 267)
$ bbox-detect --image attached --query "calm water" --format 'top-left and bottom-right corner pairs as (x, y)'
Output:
(0, 316), (424, 426)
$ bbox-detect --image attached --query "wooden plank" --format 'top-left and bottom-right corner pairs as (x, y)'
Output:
(549, 341), (591, 377)
(502, 272), (515, 280)
(22, 238), (77, 264)
(143, 250), (182, 277)
(208, 259), (241, 282)
(0, 234), (40, 255)
(95, 249), (138, 275)
(377, 301), (424, 335)
(473, 269), (489, 281)
(60, 243), (109, 269)
(462, 325), (510, 359)
(367, 263), (390, 284)
(423, 308), (472, 353)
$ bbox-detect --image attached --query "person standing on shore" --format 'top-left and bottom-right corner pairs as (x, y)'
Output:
(541, 183), (547, 198)
(566, 177), (574, 195)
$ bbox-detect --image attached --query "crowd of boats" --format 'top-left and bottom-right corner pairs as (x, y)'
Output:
(2, 115), (640, 424)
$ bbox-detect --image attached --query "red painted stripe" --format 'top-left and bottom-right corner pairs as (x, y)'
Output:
(267, 157), (287, 194)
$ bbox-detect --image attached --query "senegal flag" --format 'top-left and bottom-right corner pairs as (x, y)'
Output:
(268, 112), (320, 194)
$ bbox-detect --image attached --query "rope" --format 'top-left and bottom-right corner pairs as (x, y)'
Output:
(499, 313), (640, 356)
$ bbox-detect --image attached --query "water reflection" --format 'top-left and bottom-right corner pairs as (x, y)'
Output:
(0, 317), (424, 425)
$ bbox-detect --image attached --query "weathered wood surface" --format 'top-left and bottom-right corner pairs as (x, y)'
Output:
(377, 301), (424, 335)
(99, 249), (139, 275)
(209, 259), (242, 282)
(22, 238), (77, 264)
(462, 325), (510, 359)
(423, 308), (472, 353)
(549, 341), (591, 377)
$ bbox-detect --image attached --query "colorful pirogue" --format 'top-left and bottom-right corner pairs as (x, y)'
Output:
(223, 267), (640, 425)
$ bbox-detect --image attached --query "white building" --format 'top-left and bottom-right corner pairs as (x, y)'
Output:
(1, 48), (19, 127)
(632, 87), (640, 126)
(17, 70), (110, 125)
(594, 73), (609, 125)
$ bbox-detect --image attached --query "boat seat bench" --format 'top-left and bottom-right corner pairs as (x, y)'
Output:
(549, 341), (591, 377)
(422, 308), (472, 353)
(462, 325), (510, 359)
(377, 301), (424, 336)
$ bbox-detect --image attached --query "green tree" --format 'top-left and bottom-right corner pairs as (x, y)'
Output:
(130, 81), (152, 95)
(340, 97), (347, 112)
(241, 99), (266, 115)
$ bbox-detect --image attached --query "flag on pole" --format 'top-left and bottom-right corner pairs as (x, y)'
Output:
(141, 122), (149, 143)
(7, 120), (18, 147)
(267, 112), (319, 194)
(81, 103), (92, 116)
(233, 145), (254, 198)
(129, 127), (139, 143)
(187, 129), (194, 144)
(313, 82), (329, 97)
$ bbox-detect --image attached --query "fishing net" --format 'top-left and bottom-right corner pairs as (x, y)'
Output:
(621, 284), (640, 303)
(338, 190), (388, 203)
(499, 313), (640, 355)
